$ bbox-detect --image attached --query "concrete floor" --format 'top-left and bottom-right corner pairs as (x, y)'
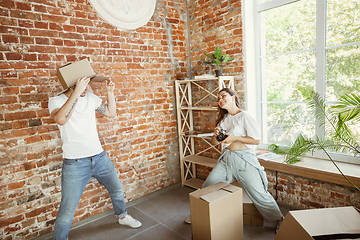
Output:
(36, 183), (292, 240)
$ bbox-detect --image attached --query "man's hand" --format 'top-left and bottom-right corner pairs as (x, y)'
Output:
(72, 77), (90, 97)
(105, 79), (115, 93)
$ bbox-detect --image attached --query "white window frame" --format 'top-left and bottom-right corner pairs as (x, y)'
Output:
(243, 0), (360, 165)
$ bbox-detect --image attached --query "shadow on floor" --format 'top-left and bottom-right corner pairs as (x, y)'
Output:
(37, 183), (293, 240)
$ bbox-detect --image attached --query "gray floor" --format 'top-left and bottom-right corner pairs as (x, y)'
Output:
(37, 183), (292, 240)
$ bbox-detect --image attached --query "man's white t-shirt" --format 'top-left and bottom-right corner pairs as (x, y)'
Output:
(218, 110), (260, 150)
(48, 93), (103, 159)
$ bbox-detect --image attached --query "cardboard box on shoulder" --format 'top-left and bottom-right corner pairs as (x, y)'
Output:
(231, 181), (264, 226)
(275, 206), (360, 240)
(56, 59), (109, 89)
(190, 182), (243, 240)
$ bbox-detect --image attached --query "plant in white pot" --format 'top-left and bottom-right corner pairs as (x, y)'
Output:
(204, 46), (234, 77)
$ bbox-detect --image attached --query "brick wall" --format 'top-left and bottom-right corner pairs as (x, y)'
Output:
(266, 170), (360, 209)
(188, 0), (245, 100)
(1, 0), (359, 239)
(0, 0), (188, 239)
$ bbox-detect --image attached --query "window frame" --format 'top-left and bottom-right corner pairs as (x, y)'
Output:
(243, 0), (360, 165)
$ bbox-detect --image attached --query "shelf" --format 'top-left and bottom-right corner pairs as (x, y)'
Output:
(179, 106), (217, 111)
(175, 77), (234, 189)
(183, 155), (218, 168)
(183, 178), (204, 189)
(176, 78), (218, 83)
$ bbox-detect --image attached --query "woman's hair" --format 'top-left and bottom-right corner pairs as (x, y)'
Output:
(215, 88), (241, 126)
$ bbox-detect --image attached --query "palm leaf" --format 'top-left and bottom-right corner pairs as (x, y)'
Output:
(268, 91), (360, 191)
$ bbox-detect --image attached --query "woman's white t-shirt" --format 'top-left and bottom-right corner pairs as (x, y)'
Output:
(218, 110), (260, 150)
(48, 93), (103, 159)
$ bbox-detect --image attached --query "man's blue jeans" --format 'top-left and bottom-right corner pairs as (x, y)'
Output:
(53, 151), (127, 240)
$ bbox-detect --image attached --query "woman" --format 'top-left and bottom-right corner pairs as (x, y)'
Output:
(186, 88), (284, 232)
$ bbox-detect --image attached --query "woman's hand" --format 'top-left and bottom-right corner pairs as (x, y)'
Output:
(213, 127), (221, 138)
(218, 132), (235, 144)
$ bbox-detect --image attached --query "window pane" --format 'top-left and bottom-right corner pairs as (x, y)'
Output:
(326, 44), (360, 101)
(327, 0), (360, 46)
(265, 51), (316, 102)
(263, 0), (316, 55)
(265, 103), (315, 145)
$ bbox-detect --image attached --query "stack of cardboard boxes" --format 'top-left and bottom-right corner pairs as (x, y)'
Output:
(189, 181), (360, 240)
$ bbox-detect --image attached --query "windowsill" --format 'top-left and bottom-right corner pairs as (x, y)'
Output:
(258, 153), (360, 189)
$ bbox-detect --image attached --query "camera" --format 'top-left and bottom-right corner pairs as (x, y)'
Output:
(216, 129), (228, 142)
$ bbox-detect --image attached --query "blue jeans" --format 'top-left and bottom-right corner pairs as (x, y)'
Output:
(203, 149), (283, 222)
(53, 151), (127, 240)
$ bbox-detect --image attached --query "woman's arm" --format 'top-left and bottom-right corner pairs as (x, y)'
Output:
(222, 134), (260, 145)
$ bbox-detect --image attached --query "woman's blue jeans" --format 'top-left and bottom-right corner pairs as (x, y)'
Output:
(203, 149), (283, 222)
(53, 151), (127, 240)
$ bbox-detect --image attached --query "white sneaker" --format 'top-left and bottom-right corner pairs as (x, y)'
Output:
(118, 215), (142, 228)
(184, 215), (191, 224)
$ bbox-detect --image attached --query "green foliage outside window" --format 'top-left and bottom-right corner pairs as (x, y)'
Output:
(262, 0), (360, 146)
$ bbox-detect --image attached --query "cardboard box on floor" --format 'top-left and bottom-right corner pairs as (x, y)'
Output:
(231, 181), (264, 226)
(190, 182), (243, 240)
(56, 59), (109, 89)
(275, 206), (360, 240)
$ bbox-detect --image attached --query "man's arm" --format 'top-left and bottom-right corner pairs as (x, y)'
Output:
(96, 79), (116, 118)
(51, 77), (90, 125)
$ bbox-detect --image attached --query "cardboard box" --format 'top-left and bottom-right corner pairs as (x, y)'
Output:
(275, 206), (360, 240)
(231, 181), (264, 226)
(56, 59), (109, 89)
(189, 182), (243, 240)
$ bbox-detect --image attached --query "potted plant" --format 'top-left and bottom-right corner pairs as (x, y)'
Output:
(204, 46), (234, 77)
(268, 90), (360, 191)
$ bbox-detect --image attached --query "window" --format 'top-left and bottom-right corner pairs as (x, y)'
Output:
(244, 0), (360, 162)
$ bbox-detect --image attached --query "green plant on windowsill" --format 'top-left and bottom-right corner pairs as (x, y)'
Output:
(268, 90), (360, 191)
(204, 46), (234, 77)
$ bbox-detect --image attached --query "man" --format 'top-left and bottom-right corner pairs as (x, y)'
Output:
(49, 76), (141, 240)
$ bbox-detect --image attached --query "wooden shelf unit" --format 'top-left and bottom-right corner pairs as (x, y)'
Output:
(175, 76), (234, 189)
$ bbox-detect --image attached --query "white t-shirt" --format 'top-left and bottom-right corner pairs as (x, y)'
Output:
(48, 93), (103, 159)
(218, 110), (260, 150)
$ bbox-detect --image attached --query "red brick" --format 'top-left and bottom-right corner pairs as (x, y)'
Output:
(16, 2), (31, 11)
(19, 36), (34, 44)
(23, 54), (37, 61)
(0, 96), (17, 104)
(2, 34), (19, 43)
(5, 52), (22, 60)
(8, 181), (25, 190)
(42, 14), (67, 23)
(25, 205), (52, 218)
(33, 4), (47, 13)
(5, 111), (36, 121)
(0, 122), (12, 131)
(70, 18), (94, 27)
(26, 135), (42, 144)
(0, 214), (25, 227)
(13, 120), (28, 129)
(10, 9), (39, 20)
